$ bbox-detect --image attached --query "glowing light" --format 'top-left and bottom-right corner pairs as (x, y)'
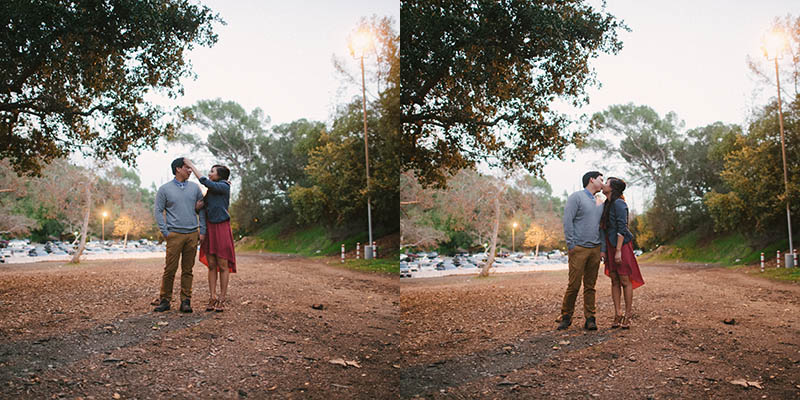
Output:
(348, 27), (375, 58)
(762, 28), (789, 59)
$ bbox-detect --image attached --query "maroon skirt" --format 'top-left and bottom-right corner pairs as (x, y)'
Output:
(199, 219), (237, 273)
(604, 239), (644, 289)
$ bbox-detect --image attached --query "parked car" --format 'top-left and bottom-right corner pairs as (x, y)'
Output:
(28, 248), (47, 257)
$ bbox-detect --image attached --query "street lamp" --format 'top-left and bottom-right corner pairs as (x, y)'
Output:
(512, 222), (518, 253)
(102, 211), (108, 243)
(349, 26), (376, 259)
(763, 28), (795, 265)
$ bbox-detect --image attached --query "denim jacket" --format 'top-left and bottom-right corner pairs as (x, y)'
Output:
(604, 198), (633, 248)
(199, 176), (230, 224)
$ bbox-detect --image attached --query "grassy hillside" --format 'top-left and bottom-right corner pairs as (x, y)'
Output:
(640, 229), (790, 266)
(237, 219), (398, 273)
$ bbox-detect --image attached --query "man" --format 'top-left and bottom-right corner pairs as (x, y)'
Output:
(153, 157), (206, 313)
(558, 171), (605, 331)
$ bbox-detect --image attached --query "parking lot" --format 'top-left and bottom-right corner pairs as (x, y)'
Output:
(400, 251), (571, 278)
(1, 239), (166, 264)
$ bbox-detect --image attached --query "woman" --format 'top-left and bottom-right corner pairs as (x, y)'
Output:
(601, 178), (644, 329)
(184, 159), (236, 312)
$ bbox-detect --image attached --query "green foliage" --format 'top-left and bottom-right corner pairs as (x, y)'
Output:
(340, 258), (399, 274)
(401, 0), (627, 186)
(401, 170), (566, 252)
(704, 191), (746, 232)
(0, 0), (222, 175)
(179, 99), (270, 172)
(704, 99), (800, 232)
(643, 230), (785, 266)
(241, 219), (392, 261)
(178, 99), (331, 234)
(290, 16), (399, 233)
(589, 104), (742, 244)
(0, 158), (158, 241)
(756, 266), (800, 283)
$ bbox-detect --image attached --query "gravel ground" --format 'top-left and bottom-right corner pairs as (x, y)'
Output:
(0, 253), (400, 399)
(400, 262), (800, 399)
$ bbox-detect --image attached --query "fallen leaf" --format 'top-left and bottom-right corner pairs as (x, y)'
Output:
(559, 340), (570, 345)
(328, 358), (347, 367)
(345, 360), (361, 368)
(747, 381), (763, 389)
(112, 393), (121, 399)
(729, 379), (749, 388)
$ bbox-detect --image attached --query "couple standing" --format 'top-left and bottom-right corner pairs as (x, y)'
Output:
(559, 171), (645, 331)
(152, 157), (237, 313)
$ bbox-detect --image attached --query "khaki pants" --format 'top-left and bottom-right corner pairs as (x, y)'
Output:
(160, 231), (199, 302)
(560, 245), (602, 318)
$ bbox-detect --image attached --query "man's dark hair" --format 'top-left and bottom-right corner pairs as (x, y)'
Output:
(213, 164), (230, 180)
(171, 157), (185, 175)
(582, 171), (602, 188)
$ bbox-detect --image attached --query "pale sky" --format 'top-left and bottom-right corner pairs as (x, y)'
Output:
(129, 0), (399, 189)
(541, 0), (799, 212)
(112, 0), (799, 215)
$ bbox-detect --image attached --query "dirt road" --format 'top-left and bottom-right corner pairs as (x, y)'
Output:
(0, 253), (400, 399)
(400, 263), (800, 399)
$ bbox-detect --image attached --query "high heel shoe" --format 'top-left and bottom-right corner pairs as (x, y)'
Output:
(611, 314), (622, 329)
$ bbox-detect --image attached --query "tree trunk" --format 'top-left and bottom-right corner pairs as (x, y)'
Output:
(124, 231), (128, 248)
(535, 242), (540, 257)
(70, 183), (92, 264)
(479, 188), (504, 278)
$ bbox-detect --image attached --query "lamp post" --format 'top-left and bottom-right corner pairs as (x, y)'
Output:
(512, 222), (518, 253)
(349, 26), (375, 259)
(764, 29), (795, 265)
(102, 211), (108, 243)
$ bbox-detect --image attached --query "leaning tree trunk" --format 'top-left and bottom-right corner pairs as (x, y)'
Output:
(70, 183), (92, 264)
(479, 188), (504, 278)
(124, 231), (128, 248)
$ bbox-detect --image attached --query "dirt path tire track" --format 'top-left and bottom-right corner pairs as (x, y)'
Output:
(400, 263), (800, 399)
(0, 253), (400, 399)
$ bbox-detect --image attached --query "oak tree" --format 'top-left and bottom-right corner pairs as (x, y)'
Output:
(0, 0), (222, 175)
(401, 0), (625, 186)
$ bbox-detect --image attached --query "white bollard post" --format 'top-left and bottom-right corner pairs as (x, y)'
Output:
(373, 241), (377, 258)
(356, 242), (360, 259)
(777, 250), (781, 268)
(341, 244), (345, 263)
(794, 249), (798, 268)
(760, 252), (765, 273)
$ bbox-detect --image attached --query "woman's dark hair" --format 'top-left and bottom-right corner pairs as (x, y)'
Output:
(600, 177), (627, 230)
(212, 164), (230, 181)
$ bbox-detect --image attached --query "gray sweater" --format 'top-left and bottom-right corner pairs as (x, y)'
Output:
(154, 179), (206, 237)
(563, 189), (605, 252)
